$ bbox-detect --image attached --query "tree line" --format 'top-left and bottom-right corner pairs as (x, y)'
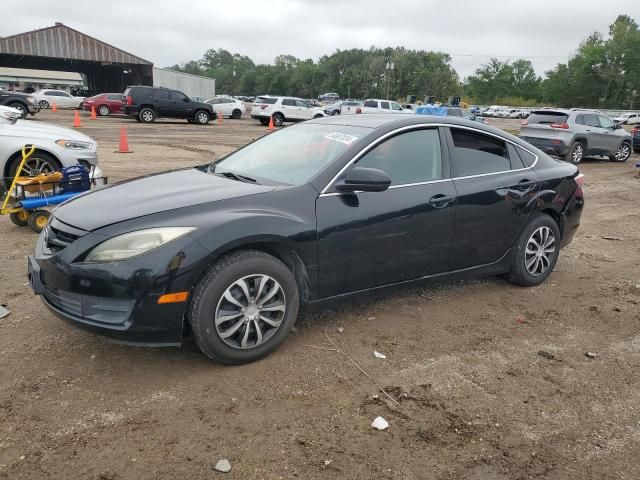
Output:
(170, 15), (639, 109)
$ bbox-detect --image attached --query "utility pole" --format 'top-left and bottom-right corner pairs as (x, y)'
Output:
(385, 62), (394, 100)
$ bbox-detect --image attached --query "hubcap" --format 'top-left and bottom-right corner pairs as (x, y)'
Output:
(99, 106), (109, 115)
(572, 144), (583, 163)
(142, 111), (153, 121)
(197, 113), (208, 123)
(20, 157), (55, 176)
(524, 226), (556, 277)
(615, 144), (630, 161)
(214, 274), (286, 349)
(39, 101), (49, 109)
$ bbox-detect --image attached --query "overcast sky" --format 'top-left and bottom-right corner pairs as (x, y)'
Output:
(3, 0), (639, 79)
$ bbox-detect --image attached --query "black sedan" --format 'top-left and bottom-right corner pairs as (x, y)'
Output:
(28, 115), (585, 364)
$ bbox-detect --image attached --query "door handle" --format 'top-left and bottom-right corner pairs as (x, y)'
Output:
(428, 194), (455, 207)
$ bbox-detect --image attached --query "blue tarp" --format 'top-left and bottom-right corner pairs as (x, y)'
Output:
(414, 105), (448, 116)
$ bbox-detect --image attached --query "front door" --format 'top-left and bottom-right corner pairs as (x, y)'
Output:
(316, 127), (456, 298)
(280, 98), (298, 120)
(170, 91), (193, 117)
(295, 100), (313, 120)
(596, 114), (623, 152)
(446, 127), (540, 270)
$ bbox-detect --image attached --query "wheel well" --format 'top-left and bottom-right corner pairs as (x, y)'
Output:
(139, 104), (156, 114)
(573, 136), (587, 148)
(98, 103), (109, 110)
(4, 148), (61, 177)
(540, 208), (563, 238)
(8, 100), (27, 109)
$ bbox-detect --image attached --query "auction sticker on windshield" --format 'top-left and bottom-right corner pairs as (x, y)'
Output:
(325, 132), (359, 145)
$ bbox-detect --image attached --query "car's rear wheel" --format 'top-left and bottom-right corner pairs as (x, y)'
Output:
(8, 102), (27, 118)
(610, 142), (631, 162)
(565, 141), (584, 164)
(194, 110), (210, 125)
(272, 112), (284, 127)
(506, 214), (560, 287)
(139, 108), (156, 123)
(97, 105), (110, 116)
(231, 109), (242, 119)
(38, 100), (49, 109)
(188, 250), (300, 364)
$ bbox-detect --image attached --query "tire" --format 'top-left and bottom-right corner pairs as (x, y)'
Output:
(231, 109), (242, 119)
(188, 250), (300, 364)
(38, 100), (50, 109)
(609, 142), (631, 162)
(9, 211), (29, 226)
(564, 141), (584, 164)
(8, 102), (27, 118)
(272, 112), (284, 127)
(194, 110), (210, 125)
(313, 114), (324, 119)
(138, 107), (155, 123)
(506, 214), (561, 287)
(27, 210), (50, 233)
(8, 151), (59, 178)
(259, 118), (269, 126)
(97, 104), (110, 116)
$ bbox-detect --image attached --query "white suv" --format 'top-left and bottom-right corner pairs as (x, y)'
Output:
(205, 96), (246, 119)
(355, 99), (414, 114)
(251, 96), (325, 126)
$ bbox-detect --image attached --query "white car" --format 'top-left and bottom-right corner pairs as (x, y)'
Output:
(612, 112), (640, 125)
(250, 96), (325, 126)
(33, 89), (85, 110)
(205, 96), (246, 119)
(356, 99), (414, 114)
(0, 105), (101, 179)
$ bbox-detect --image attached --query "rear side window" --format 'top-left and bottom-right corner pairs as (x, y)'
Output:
(282, 99), (296, 106)
(255, 97), (277, 105)
(154, 90), (170, 100)
(364, 100), (377, 108)
(107, 94), (123, 101)
(517, 147), (537, 167)
(356, 129), (442, 185)
(450, 129), (511, 177)
(380, 101), (390, 110)
(527, 111), (569, 125)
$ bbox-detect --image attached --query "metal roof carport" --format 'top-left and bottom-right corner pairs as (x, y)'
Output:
(0, 23), (153, 94)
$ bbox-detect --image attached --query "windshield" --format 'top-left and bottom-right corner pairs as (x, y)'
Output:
(212, 123), (370, 186)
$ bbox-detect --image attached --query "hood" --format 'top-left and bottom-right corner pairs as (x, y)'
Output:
(7, 120), (94, 143)
(54, 167), (275, 231)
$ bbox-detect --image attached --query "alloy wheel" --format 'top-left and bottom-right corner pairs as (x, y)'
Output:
(524, 226), (556, 277)
(20, 157), (56, 176)
(141, 110), (154, 122)
(196, 112), (209, 124)
(571, 143), (583, 164)
(214, 274), (286, 349)
(98, 105), (110, 116)
(614, 144), (630, 161)
(38, 100), (49, 109)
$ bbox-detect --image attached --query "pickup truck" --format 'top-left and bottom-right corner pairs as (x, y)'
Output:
(0, 90), (39, 118)
(349, 99), (414, 115)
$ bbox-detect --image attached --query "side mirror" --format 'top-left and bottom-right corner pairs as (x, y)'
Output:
(335, 167), (391, 193)
(615, 123), (622, 130)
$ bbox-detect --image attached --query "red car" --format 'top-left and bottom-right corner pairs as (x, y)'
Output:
(81, 93), (124, 116)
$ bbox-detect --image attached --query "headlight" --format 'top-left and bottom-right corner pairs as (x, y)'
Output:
(55, 139), (93, 150)
(27, 96), (35, 104)
(85, 227), (196, 262)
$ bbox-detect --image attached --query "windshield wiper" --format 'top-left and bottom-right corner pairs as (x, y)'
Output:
(215, 170), (257, 183)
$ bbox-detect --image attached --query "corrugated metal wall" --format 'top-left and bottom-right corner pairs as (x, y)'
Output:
(0, 24), (151, 65)
(153, 68), (216, 99)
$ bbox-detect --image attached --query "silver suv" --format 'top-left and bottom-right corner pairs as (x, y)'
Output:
(520, 109), (632, 164)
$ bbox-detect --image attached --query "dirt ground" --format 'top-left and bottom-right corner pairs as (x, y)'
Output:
(1, 110), (639, 480)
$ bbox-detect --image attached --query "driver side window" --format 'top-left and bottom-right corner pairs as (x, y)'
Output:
(355, 129), (443, 186)
(598, 115), (615, 129)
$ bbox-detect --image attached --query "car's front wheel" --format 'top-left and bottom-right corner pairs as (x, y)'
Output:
(98, 105), (110, 116)
(188, 250), (300, 364)
(506, 214), (560, 287)
(610, 142), (631, 162)
(194, 110), (210, 125)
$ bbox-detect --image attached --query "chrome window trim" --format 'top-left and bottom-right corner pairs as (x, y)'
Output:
(318, 178), (452, 198)
(319, 123), (539, 194)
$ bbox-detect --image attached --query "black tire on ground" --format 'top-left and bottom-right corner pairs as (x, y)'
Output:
(27, 210), (51, 233)
(194, 110), (210, 125)
(259, 118), (269, 125)
(313, 114), (323, 118)
(138, 107), (156, 123)
(564, 141), (584, 164)
(609, 142), (631, 162)
(231, 109), (242, 119)
(8, 151), (59, 178)
(272, 112), (284, 127)
(9, 211), (29, 226)
(38, 100), (50, 109)
(97, 104), (110, 116)
(8, 102), (27, 118)
(188, 250), (300, 364)
(505, 214), (561, 287)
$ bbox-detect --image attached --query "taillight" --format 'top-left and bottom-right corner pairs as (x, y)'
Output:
(632, 127), (639, 135)
(356, 107), (362, 114)
(521, 120), (528, 126)
(575, 173), (585, 187)
(550, 122), (569, 129)
(126, 96), (133, 105)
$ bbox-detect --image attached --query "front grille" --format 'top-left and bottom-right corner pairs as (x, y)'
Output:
(45, 218), (86, 252)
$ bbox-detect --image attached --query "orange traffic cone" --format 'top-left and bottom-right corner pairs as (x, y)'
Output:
(115, 126), (133, 153)
(268, 115), (274, 130)
(73, 110), (82, 128)
(217, 112), (223, 124)
(51, 101), (58, 113)
(90, 106), (97, 120)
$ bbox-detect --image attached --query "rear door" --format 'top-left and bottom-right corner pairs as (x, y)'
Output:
(153, 89), (173, 116)
(107, 94), (123, 113)
(447, 127), (540, 269)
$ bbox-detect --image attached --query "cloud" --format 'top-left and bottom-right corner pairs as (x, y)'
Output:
(2, 0), (638, 77)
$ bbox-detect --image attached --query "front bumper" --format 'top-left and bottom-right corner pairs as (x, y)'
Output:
(29, 219), (211, 345)
(519, 136), (570, 156)
(27, 104), (40, 115)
